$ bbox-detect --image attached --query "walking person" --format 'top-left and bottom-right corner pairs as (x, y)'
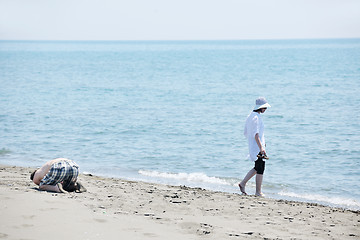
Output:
(239, 97), (271, 196)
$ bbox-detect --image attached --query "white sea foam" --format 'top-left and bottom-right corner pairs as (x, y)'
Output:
(138, 170), (230, 186)
(278, 191), (360, 210)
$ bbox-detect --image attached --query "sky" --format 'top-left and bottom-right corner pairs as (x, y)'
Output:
(0, 0), (359, 40)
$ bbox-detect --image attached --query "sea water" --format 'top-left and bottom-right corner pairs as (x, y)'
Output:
(1, 39), (360, 210)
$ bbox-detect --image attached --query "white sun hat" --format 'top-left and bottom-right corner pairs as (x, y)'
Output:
(253, 97), (271, 110)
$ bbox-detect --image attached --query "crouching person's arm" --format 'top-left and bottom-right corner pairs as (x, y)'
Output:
(39, 183), (68, 193)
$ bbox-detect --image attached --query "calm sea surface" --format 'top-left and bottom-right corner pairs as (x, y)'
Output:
(1, 39), (360, 209)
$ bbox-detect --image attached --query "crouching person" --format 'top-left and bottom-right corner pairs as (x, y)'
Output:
(30, 158), (86, 193)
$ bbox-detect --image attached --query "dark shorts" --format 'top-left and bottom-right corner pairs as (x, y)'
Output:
(254, 158), (265, 174)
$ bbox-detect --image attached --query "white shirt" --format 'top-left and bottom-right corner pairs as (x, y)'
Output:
(244, 111), (265, 161)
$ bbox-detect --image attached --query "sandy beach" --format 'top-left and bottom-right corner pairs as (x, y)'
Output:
(0, 164), (359, 240)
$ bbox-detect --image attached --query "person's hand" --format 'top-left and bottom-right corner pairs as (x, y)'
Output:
(260, 146), (266, 156)
(56, 183), (68, 193)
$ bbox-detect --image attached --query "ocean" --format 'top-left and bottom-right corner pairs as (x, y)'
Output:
(1, 39), (359, 210)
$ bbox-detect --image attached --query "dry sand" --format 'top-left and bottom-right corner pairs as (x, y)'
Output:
(0, 164), (359, 240)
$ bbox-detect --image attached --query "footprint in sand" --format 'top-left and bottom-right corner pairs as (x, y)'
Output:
(94, 218), (107, 223)
(0, 233), (8, 238)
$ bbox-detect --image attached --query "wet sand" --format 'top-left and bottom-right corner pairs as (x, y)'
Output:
(0, 164), (359, 239)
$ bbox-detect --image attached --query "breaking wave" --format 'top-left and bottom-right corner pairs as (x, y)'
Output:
(138, 170), (230, 186)
(278, 191), (360, 210)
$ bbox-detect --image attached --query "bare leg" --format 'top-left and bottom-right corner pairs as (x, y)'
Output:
(255, 174), (264, 197)
(239, 168), (256, 195)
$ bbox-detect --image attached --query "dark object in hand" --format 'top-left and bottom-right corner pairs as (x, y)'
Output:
(257, 152), (269, 160)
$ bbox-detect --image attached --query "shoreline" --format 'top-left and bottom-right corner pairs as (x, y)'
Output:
(1, 164), (359, 239)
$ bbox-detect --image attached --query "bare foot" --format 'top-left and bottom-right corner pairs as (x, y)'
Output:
(238, 183), (247, 195)
(255, 192), (265, 197)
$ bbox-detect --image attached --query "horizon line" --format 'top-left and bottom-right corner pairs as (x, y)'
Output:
(1, 37), (360, 42)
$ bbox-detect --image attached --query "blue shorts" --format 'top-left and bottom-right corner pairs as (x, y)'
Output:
(40, 160), (79, 188)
